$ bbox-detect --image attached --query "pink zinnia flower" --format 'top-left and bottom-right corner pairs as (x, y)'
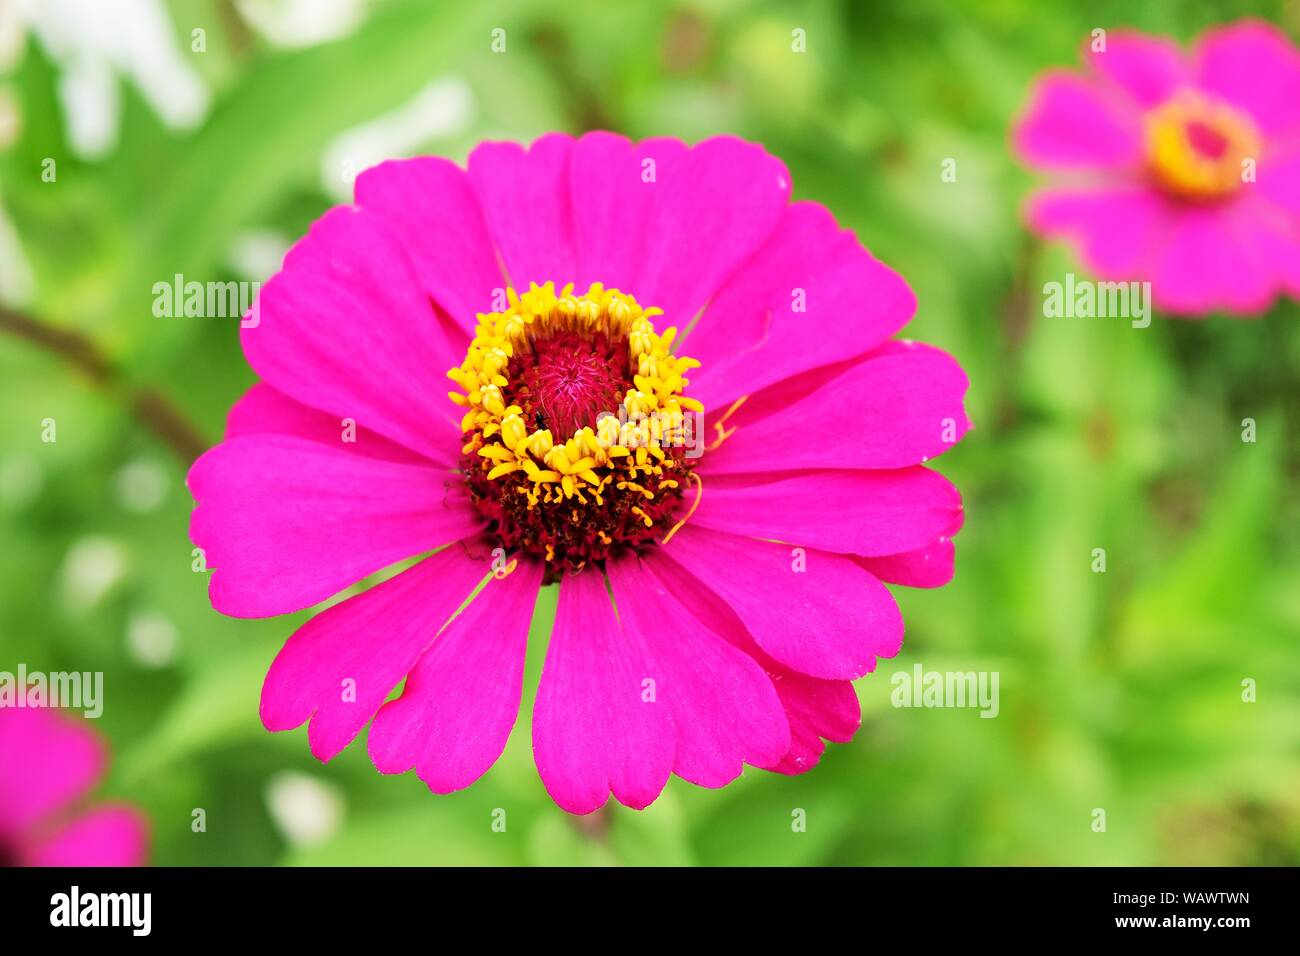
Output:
(188, 132), (969, 814)
(0, 708), (148, 866)
(1014, 20), (1300, 315)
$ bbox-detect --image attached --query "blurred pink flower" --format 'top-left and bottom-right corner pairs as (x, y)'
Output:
(0, 707), (148, 866)
(188, 132), (969, 814)
(1014, 19), (1300, 316)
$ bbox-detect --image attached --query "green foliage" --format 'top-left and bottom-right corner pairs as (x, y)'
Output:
(0, 0), (1296, 866)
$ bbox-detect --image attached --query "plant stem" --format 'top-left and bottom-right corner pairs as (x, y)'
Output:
(0, 304), (208, 463)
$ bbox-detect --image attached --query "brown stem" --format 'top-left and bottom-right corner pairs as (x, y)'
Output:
(0, 304), (208, 463)
(1002, 233), (1041, 354)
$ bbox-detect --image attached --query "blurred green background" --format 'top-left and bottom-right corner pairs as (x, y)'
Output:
(1, 0), (1297, 866)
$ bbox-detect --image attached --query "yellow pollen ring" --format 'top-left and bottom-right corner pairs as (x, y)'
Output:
(1144, 92), (1260, 201)
(449, 280), (703, 538)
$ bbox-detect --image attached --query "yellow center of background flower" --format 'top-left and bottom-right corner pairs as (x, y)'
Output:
(1144, 92), (1260, 201)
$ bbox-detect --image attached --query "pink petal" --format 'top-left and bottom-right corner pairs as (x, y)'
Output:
(226, 382), (435, 466)
(0, 708), (103, 837)
(354, 157), (504, 330)
(607, 556), (790, 788)
(857, 536), (957, 589)
(1013, 70), (1143, 170)
(702, 342), (970, 474)
(660, 525), (903, 680)
(241, 206), (465, 462)
(635, 136), (790, 326)
(537, 133), (790, 327)
(1252, 211), (1300, 300)
(569, 132), (687, 291)
(643, 550), (861, 775)
(532, 571), (674, 814)
(468, 134), (578, 286)
(367, 560), (543, 792)
(690, 467), (962, 557)
(688, 202), (917, 412)
(260, 544), (491, 761)
(1085, 30), (1190, 109)
(684, 201), (859, 377)
(762, 667), (861, 776)
(1256, 148), (1300, 221)
(27, 806), (148, 867)
(1196, 19), (1300, 139)
(188, 435), (480, 618)
(1025, 183), (1169, 279)
(1150, 201), (1279, 315)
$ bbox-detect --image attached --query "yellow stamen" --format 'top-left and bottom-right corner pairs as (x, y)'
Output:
(1145, 92), (1260, 201)
(448, 281), (702, 529)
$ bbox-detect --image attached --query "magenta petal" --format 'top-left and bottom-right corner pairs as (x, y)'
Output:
(354, 157), (504, 329)
(1025, 184), (1168, 280)
(690, 467), (962, 557)
(469, 133), (578, 286)
(661, 526), (903, 681)
(1085, 30), (1189, 109)
(1013, 70), (1143, 170)
(635, 136), (790, 326)
(28, 806), (148, 867)
(703, 343), (970, 474)
(642, 550), (861, 775)
(762, 667), (861, 776)
(1150, 203), (1278, 315)
(608, 557), (790, 788)
(1196, 19), (1300, 138)
(1256, 149), (1300, 220)
(242, 206), (466, 460)
(857, 536), (957, 589)
(689, 202), (917, 412)
(226, 382), (436, 466)
(260, 545), (489, 761)
(684, 201), (860, 377)
(1253, 212), (1300, 300)
(367, 560), (543, 792)
(188, 435), (480, 618)
(532, 571), (674, 814)
(569, 132), (687, 291)
(0, 708), (103, 837)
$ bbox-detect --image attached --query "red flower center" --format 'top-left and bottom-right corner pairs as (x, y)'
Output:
(514, 327), (630, 438)
(1183, 119), (1230, 161)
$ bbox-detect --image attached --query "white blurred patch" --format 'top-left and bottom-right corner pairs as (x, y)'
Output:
(60, 536), (127, 609)
(320, 76), (473, 202)
(235, 0), (370, 49)
(126, 610), (179, 667)
(17, 0), (209, 159)
(0, 455), (42, 506)
(114, 457), (168, 513)
(0, 1), (25, 71)
(228, 229), (291, 283)
(0, 198), (35, 306)
(265, 771), (345, 849)
(0, 84), (20, 149)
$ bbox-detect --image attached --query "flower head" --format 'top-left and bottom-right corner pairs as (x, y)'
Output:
(188, 132), (970, 814)
(1014, 20), (1300, 315)
(0, 707), (147, 866)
